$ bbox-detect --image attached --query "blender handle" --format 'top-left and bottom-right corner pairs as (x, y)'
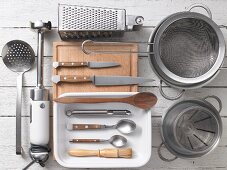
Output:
(203, 95), (222, 113)
(159, 80), (185, 100)
(157, 142), (178, 162)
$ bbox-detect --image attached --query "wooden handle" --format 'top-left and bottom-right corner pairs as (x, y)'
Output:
(72, 124), (102, 130)
(70, 139), (101, 143)
(69, 149), (99, 157)
(69, 148), (132, 158)
(59, 62), (88, 67)
(59, 75), (92, 83)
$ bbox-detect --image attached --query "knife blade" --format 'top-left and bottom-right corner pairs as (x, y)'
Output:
(52, 75), (154, 86)
(53, 61), (120, 69)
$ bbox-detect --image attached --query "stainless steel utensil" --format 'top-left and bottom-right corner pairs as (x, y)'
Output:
(52, 75), (154, 86)
(2, 40), (35, 155)
(58, 4), (144, 40)
(67, 119), (136, 134)
(158, 96), (222, 161)
(66, 110), (131, 117)
(70, 135), (127, 148)
(81, 4), (226, 100)
(53, 61), (120, 69)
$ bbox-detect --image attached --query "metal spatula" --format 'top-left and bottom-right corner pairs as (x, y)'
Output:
(2, 40), (35, 155)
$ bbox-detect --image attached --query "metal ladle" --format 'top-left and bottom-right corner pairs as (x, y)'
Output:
(2, 40), (35, 155)
(69, 135), (127, 148)
(67, 119), (136, 134)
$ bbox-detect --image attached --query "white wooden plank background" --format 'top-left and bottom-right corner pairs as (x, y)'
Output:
(0, 0), (227, 169)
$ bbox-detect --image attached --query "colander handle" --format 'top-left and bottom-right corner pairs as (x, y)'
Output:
(158, 142), (178, 162)
(81, 39), (154, 55)
(203, 95), (222, 113)
(159, 80), (185, 100)
(188, 3), (212, 19)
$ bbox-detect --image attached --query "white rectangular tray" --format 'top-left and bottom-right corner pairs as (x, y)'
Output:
(53, 92), (152, 168)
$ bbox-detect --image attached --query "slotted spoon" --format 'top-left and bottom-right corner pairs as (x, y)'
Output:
(2, 40), (35, 155)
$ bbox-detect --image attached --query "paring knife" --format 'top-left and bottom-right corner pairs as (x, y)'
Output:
(52, 75), (154, 86)
(53, 61), (120, 69)
(66, 110), (131, 117)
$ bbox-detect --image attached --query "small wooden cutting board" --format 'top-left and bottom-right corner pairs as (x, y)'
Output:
(52, 42), (138, 99)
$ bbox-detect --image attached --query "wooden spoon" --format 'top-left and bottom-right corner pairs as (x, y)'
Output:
(54, 92), (157, 109)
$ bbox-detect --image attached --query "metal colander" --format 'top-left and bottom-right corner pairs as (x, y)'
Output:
(159, 18), (219, 78)
(175, 106), (219, 152)
(159, 96), (222, 161)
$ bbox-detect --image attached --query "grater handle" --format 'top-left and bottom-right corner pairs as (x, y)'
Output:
(203, 95), (222, 113)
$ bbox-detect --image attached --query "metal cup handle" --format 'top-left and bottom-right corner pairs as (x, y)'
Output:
(188, 3), (212, 19)
(159, 80), (185, 100)
(158, 142), (178, 162)
(81, 39), (154, 55)
(203, 95), (222, 113)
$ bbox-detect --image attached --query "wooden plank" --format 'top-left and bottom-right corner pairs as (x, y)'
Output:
(1, 57), (227, 87)
(0, 0), (227, 27)
(2, 86), (227, 117)
(0, 28), (227, 56)
(0, 117), (226, 169)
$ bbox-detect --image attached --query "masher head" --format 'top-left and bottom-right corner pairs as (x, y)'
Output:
(2, 40), (35, 72)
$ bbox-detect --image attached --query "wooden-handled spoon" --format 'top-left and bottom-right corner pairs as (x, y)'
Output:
(68, 148), (132, 158)
(54, 92), (157, 110)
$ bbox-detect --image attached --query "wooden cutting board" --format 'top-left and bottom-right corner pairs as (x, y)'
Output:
(52, 42), (138, 98)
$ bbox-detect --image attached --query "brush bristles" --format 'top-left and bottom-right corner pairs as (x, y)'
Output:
(118, 148), (132, 158)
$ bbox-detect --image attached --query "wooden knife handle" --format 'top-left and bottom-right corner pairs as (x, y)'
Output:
(70, 139), (101, 143)
(72, 124), (102, 130)
(68, 148), (132, 158)
(58, 62), (88, 67)
(59, 75), (92, 83)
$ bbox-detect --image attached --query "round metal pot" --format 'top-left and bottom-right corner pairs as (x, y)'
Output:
(158, 96), (222, 161)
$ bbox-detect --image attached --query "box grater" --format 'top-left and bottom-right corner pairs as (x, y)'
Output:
(58, 4), (144, 40)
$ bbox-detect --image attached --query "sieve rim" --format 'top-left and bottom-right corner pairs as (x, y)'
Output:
(150, 12), (225, 85)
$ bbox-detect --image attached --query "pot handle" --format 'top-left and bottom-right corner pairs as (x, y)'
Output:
(158, 142), (178, 162)
(203, 95), (222, 113)
(159, 80), (185, 100)
(188, 3), (212, 19)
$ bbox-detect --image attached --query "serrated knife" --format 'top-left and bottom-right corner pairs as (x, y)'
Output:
(53, 61), (120, 69)
(52, 75), (154, 86)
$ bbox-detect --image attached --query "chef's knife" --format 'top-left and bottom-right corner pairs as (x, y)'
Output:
(53, 61), (120, 69)
(52, 75), (154, 86)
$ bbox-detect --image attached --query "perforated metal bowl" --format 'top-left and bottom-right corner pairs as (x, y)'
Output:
(148, 11), (225, 88)
(159, 96), (222, 160)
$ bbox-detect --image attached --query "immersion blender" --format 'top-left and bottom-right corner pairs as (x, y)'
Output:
(24, 20), (52, 170)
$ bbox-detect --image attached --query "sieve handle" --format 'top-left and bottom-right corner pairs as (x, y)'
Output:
(157, 142), (178, 162)
(203, 95), (222, 113)
(81, 39), (154, 55)
(159, 80), (185, 100)
(188, 3), (212, 19)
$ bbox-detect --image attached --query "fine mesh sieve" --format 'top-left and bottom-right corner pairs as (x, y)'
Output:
(159, 18), (219, 78)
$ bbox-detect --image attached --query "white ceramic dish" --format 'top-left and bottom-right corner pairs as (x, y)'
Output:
(53, 92), (152, 168)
